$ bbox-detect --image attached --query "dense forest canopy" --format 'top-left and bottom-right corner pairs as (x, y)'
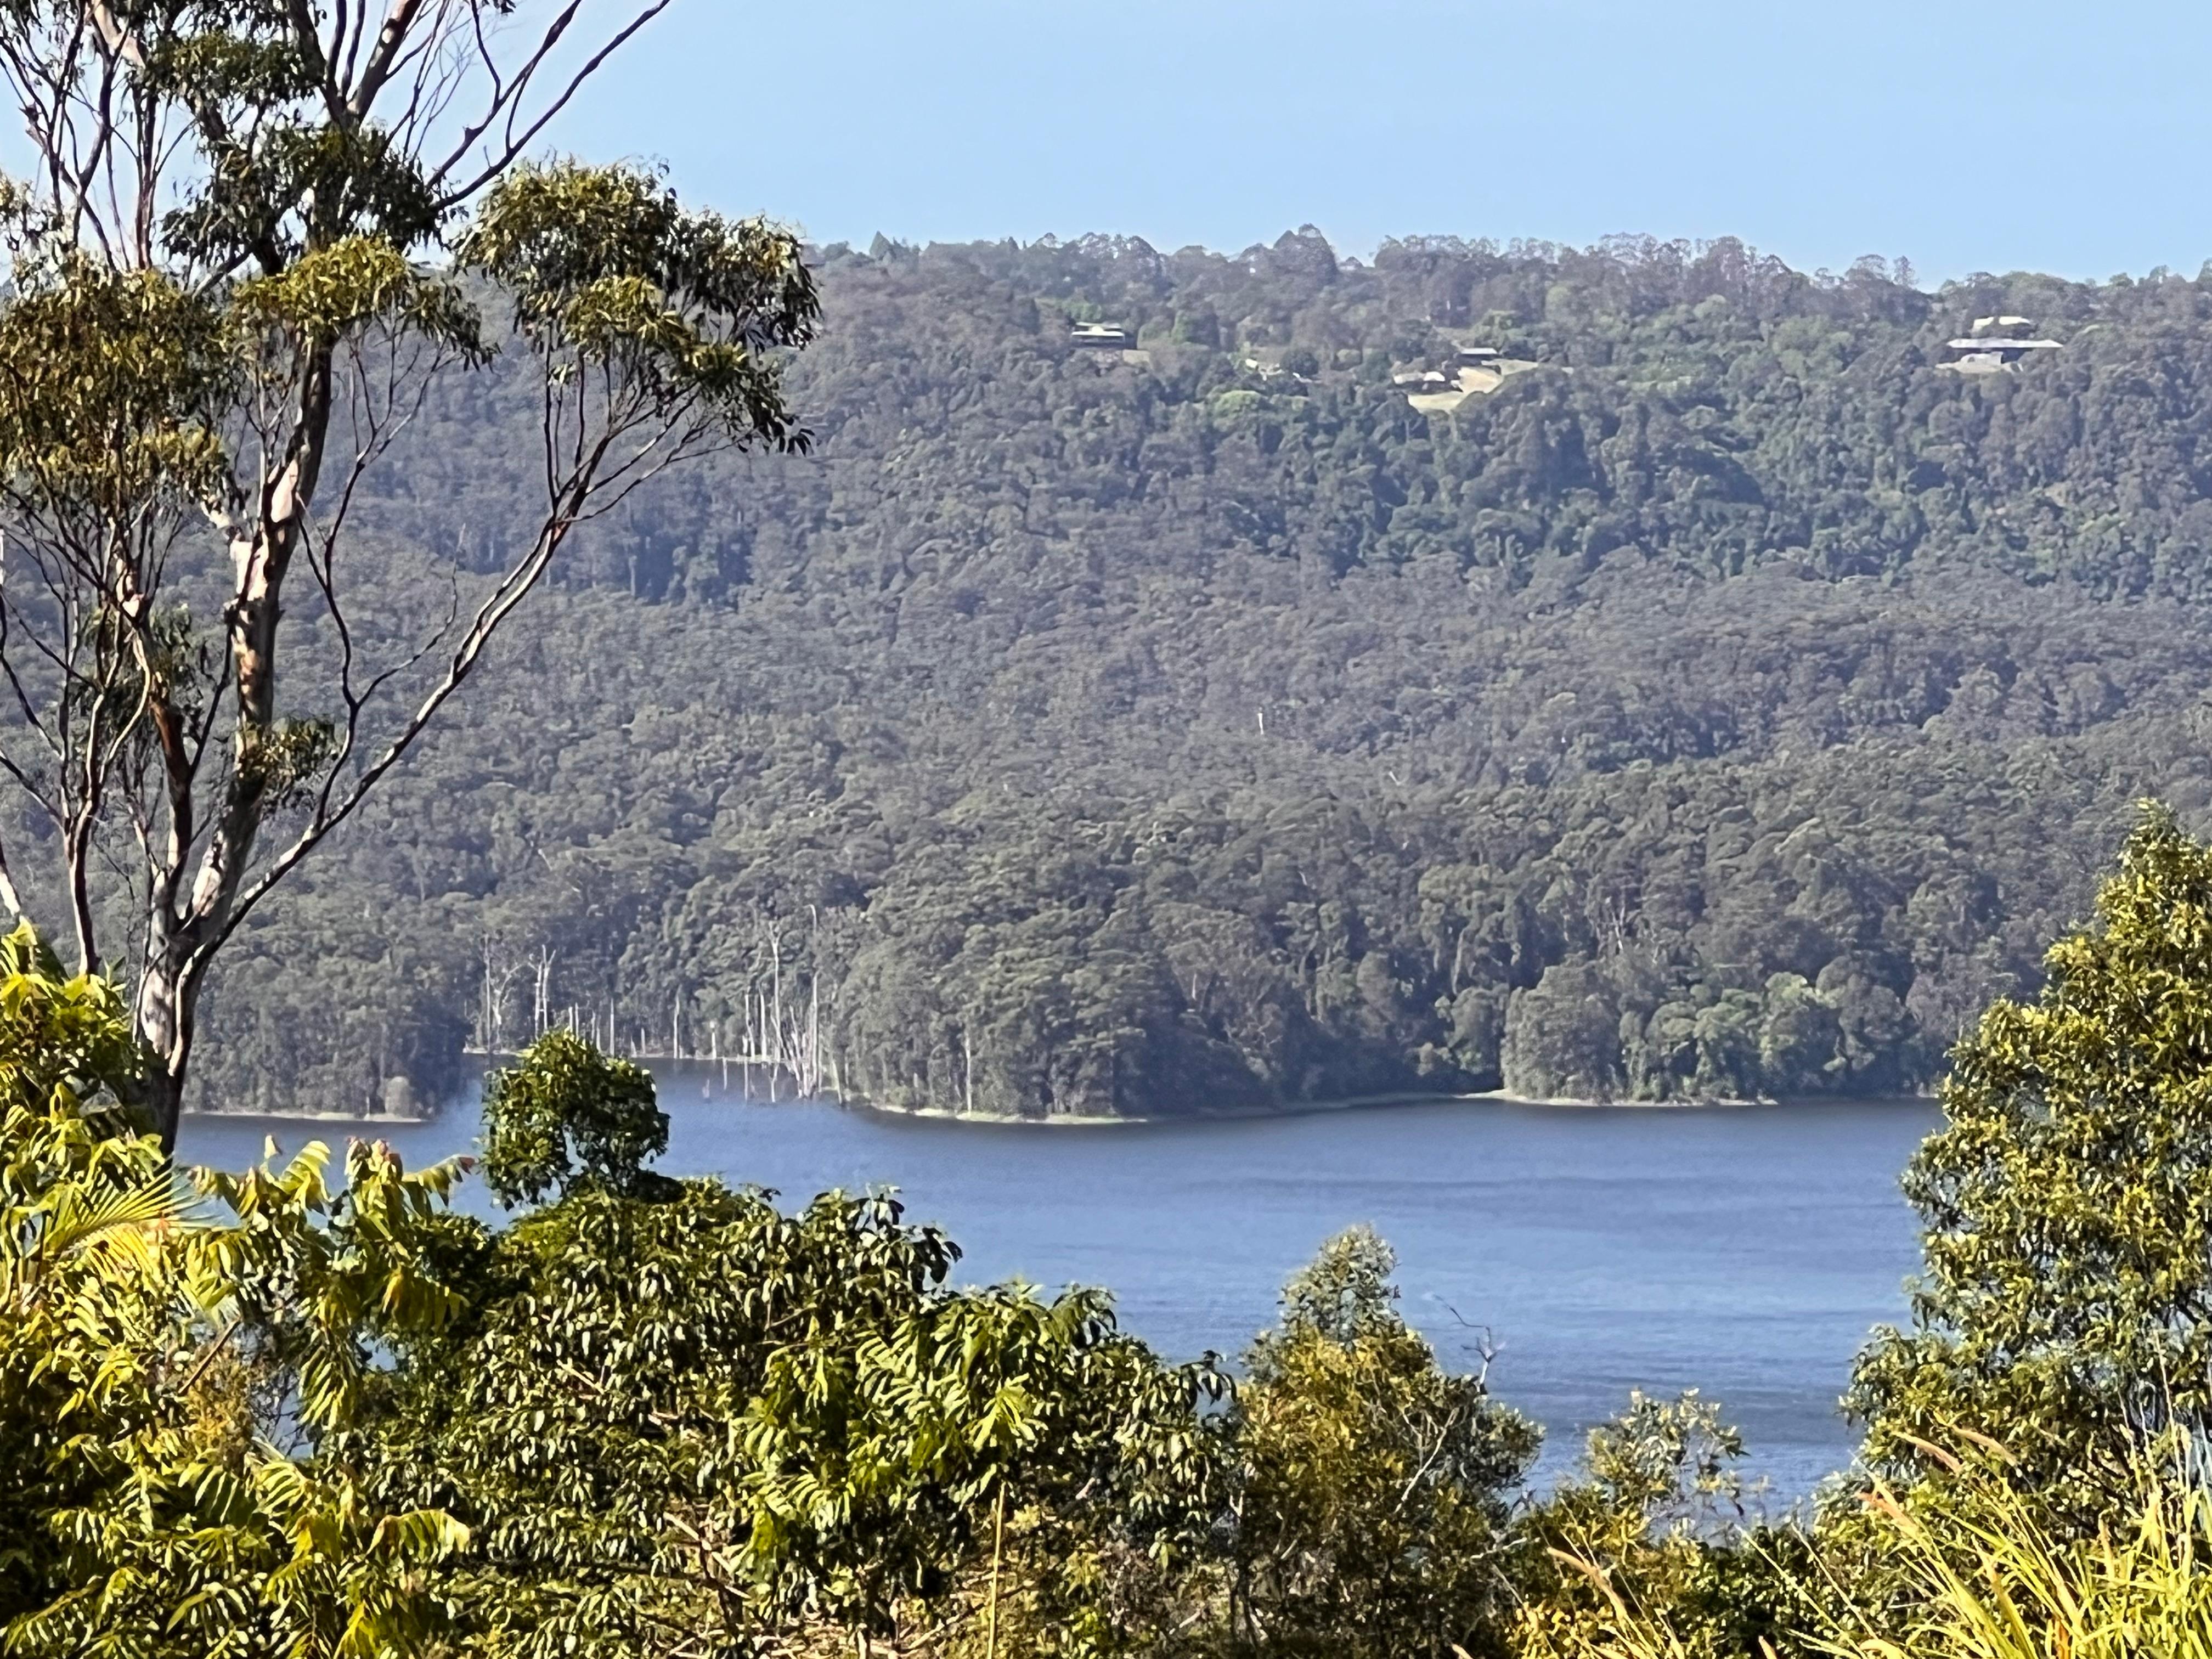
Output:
(160, 227), (2212, 1118)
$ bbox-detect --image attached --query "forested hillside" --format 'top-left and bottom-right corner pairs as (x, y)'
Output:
(178, 229), (2212, 1117)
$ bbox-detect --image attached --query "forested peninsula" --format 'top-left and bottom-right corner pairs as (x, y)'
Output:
(182, 230), (2212, 1120)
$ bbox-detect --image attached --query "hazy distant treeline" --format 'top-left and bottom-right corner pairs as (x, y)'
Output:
(176, 228), (2212, 1116)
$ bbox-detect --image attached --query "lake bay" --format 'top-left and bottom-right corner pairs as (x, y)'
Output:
(179, 1077), (1937, 1500)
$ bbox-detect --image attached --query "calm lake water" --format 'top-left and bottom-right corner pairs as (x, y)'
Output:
(178, 1073), (1938, 1501)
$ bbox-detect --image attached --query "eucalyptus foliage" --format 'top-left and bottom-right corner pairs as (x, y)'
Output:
(1514, 1392), (1813, 1659)
(0, 2), (817, 1147)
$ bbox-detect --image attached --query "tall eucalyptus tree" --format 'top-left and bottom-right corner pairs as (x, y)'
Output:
(0, 1), (817, 1145)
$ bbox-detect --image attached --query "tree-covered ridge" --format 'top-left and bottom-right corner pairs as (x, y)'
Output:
(188, 230), (2212, 1118)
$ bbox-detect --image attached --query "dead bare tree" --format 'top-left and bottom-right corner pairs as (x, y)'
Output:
(0, 1), (817, 1147)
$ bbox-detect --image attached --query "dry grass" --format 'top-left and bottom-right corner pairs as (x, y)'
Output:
(1531, 1441), (2212, 1659)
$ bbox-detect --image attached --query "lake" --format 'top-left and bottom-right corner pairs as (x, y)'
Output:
(178, 1073), (1938, 1502)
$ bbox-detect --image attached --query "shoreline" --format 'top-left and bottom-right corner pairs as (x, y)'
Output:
(850, 1087), (1798, 1128)
(183, 1081), (1933, 1132)
(180, 1109), (433, 1126)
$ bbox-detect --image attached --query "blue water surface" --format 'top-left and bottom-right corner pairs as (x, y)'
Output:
(179, 1074), (1936, 1500)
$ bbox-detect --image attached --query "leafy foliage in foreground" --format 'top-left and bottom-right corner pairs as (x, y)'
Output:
(0, 924), (470, 1656)
(478, 1029), (669, 1205)
(0, 990), (1554, 1657)
(1514, 1392), (1812, 1659)
(26, 812), (2212, 1655)
(1849, 805), (2212, 1498)
(1231, 1226), (1537, 1657)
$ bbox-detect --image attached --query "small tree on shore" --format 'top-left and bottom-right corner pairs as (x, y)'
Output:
(0, 1), (819, 1147)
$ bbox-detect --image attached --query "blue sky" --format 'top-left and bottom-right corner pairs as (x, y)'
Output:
(556, 0), (2197, 286)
